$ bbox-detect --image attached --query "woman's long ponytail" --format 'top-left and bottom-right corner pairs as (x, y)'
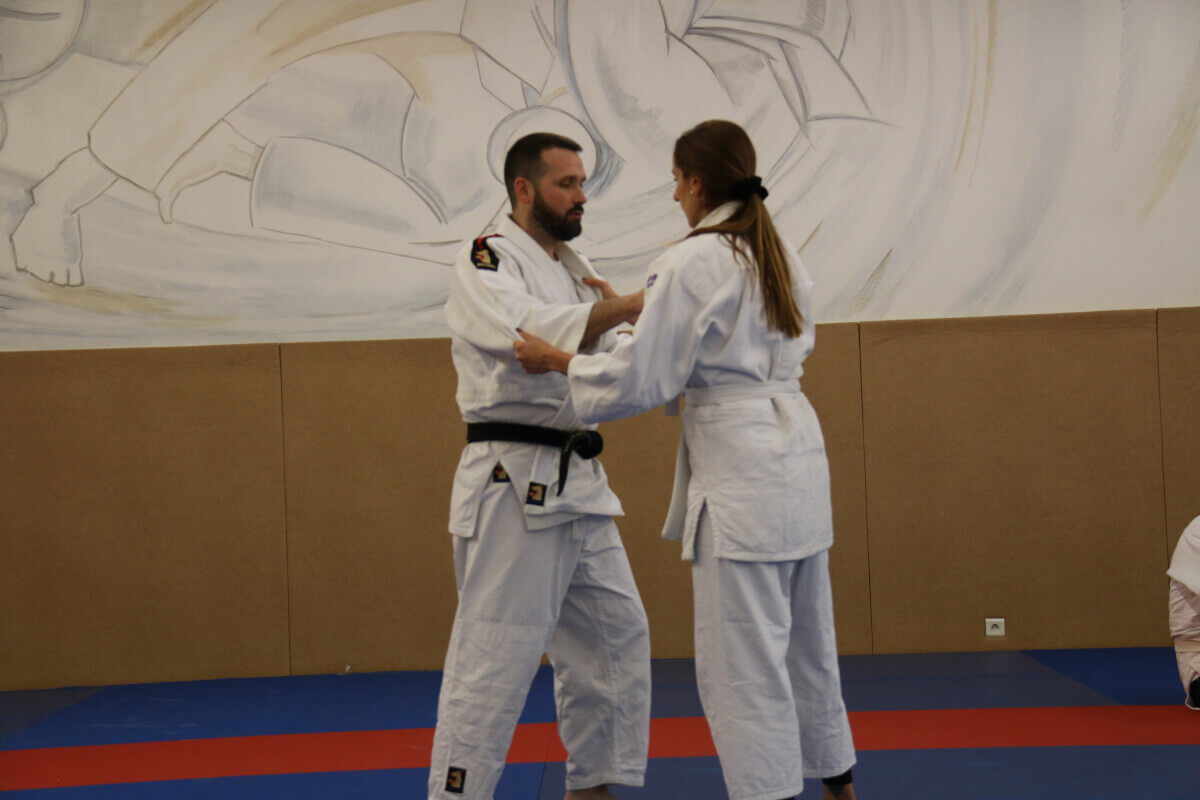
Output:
(674, 120), (803, 338)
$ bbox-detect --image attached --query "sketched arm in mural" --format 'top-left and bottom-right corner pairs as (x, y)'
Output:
(8, 0), (474, 286)
(564, 0), (736, 181)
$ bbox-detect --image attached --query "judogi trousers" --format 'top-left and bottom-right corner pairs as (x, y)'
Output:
(692, 510), (856, 800)
(427, 477), (651, 799)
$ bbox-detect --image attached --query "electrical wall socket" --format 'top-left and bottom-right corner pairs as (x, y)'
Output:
(985, 617), (1006, 637)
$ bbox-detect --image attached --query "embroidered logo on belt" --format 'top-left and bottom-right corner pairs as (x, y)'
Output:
(526, 482), (546, 506)
(446, 766), (466, 793)
(492, 463), (510, 483)
(472, 235), (500, 270)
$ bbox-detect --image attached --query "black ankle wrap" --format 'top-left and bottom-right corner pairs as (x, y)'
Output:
(821, 768), (853, 788)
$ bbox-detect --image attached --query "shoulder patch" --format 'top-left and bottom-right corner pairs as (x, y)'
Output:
(471, 235), (502, 271)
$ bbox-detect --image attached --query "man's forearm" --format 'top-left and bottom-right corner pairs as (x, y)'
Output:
(580, 292), (642, 348)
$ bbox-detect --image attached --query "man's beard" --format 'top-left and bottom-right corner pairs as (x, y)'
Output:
(531, 191), (583, 242)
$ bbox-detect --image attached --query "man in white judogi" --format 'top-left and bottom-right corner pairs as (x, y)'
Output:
(1168, 515), (1200, 711)
(428, 133), (649, 800)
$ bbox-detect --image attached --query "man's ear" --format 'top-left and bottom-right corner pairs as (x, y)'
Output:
(513, 176), (535, 207)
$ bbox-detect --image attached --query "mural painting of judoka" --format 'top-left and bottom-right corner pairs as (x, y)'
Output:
(5, 0), (869, 307)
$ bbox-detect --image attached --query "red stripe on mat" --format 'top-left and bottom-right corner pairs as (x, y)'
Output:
(851, 706), (1200, 750)
(2, 706), (1197, 791)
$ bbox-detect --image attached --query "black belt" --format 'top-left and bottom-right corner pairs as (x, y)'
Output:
(466, 422), (603, 495)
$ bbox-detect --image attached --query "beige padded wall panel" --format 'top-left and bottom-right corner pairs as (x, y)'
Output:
(861, 311), (1167, 652)
(1159, 307), (1200, 554)
(280, 339), (461, 674)
(0, 346), (290, 691)
(803, 323), (872, 653)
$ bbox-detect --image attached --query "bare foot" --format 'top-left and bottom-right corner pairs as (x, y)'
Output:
(12, 202), (85, 286)
(12, 148), (117, 286)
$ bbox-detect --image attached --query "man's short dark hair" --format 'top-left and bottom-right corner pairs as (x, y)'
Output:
(503, 132), (583, 208)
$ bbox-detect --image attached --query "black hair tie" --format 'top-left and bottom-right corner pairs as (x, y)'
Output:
(730, 175), (769, 201)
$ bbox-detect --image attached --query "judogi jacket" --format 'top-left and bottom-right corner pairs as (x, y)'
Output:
(1168, 515), (1200, 709)
(568, 202), (833, 561)
(444, 215), (624, 534)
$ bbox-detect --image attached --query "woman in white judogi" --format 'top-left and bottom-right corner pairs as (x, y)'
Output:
(516, 120), (858, 800)
(1168, 515), (1200, 710)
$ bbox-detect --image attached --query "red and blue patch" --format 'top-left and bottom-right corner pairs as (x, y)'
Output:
(526, 482), (546, 506)
(471, 235), (502, 271)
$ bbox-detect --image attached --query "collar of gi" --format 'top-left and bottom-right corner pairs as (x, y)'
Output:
(496, 215), (599, 285)
(693, 200), (743, 230)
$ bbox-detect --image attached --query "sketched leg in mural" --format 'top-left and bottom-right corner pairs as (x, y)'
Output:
(155, 120), (263, 224)
(562, 0), (864, 197)
(8, 0), (467, 286)
(9, 0), (870, 290)
(243, 33), (564, 260)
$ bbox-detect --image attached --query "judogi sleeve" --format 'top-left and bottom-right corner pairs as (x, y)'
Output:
(1169, 517), (1200, 597)
(446, 236), (594, 358)
(568, 242), (716, 423)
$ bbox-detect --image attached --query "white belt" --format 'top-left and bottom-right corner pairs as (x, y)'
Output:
(1176, 638), (1200, 654)
(683, 379), (800, 407)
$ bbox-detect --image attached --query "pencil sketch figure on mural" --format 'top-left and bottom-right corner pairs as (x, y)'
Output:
(1, 0), (1198, 350)
(2, 0), (869, 345)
